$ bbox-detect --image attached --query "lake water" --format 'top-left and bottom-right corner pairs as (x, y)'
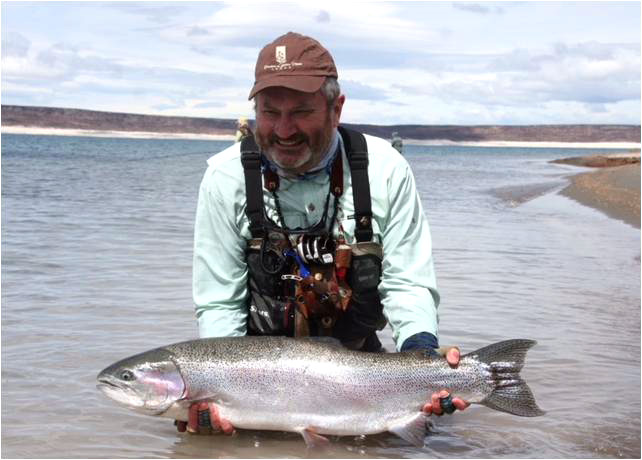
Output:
(2, 134), (640, 458)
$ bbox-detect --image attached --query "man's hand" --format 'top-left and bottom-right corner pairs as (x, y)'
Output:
(423, 346), (470, 415)
(175, 402), (235, 435)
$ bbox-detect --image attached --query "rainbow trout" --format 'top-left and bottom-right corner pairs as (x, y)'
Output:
(96, 336), (544, 447)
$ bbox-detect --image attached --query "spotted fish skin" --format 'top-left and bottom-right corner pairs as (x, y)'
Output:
(97, 336), (544, 446)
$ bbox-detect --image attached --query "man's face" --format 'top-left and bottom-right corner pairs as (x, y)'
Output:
(255, 86), (344, 175)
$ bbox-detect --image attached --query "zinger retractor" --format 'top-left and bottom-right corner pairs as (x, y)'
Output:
(296, 234), (336, 265)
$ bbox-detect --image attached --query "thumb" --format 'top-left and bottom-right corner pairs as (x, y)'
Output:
(436, 345), (460, 366)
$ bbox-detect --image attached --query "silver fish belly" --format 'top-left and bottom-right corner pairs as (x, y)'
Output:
(97, 336), (544, 446)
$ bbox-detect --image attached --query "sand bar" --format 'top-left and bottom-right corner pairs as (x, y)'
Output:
(556, 153), (641, 228)
(1, 125), (235, 141)
(405, 138), (641, 149)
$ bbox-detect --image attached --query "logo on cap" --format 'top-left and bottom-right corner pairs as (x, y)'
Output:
(264, 44), (303, 72)
(275, 46), (286, 65)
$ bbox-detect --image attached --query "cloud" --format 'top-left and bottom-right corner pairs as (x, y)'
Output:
(170, 2), (437, 60)
(338, 37), (640, 125)
(452, 2), (504, 15)
(193, 101), (227, 109)
(32, 43), (124, 81)
(152, 102), (184, 111)
(3, 39), (235, 86)
(2, 38), (239, 116)
(2, 31), (31, 58)
(1, 2), (639, 124)
(103, 2), (189, 24)
(389, 41), (640, 109)
(341, 80), (387, 101)
(507, 42), (640, 104)
(316, 10), (330, 23)
(187, 26), (210, 37)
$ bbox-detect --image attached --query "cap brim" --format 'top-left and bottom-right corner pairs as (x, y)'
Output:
(248, 75), (326, 100)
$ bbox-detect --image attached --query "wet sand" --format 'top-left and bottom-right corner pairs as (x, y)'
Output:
(556, 152), (641, 228)
(1, 125), (236, 141)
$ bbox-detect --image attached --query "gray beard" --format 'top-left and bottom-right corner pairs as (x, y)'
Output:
(264, 130), (339, 179)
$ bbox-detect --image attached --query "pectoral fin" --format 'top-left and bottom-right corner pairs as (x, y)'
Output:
(388, 412), (431, 447)
(299, 427), (330, 448)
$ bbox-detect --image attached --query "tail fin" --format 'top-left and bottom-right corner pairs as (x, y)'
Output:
(466, 339), (545, 417)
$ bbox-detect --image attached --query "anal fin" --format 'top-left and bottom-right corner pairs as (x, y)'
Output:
(388, 412), (430, 447)
(300, 427), (330, 448)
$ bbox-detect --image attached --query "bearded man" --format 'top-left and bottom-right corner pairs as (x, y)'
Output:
(184, 32), (468, 435)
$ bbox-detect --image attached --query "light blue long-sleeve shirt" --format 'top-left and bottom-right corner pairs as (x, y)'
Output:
(193, 131), (440, 351)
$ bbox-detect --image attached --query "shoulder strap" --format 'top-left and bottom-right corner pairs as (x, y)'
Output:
(242, 128), (374, 242)
(240, 135), (265, 238)
(337, 126), (373, 243)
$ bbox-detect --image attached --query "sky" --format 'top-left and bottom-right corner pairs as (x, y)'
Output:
(1, 1), (640, 125)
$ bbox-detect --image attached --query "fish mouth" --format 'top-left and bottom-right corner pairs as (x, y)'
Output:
(96, 377), (132, 400)
(95, 376), (178, 416)
(96, 378), (147, 411)
(96, 378), (121, 391)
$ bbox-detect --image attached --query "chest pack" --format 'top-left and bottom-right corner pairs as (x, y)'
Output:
(240, 126), (386, 351)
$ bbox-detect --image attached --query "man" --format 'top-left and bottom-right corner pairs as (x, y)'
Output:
(234, 117), (252, 142)
(391, 131), (403, 154)
(182, 32), (468, 435)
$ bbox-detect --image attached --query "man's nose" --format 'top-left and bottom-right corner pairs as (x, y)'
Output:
(274, 115), (297, 139)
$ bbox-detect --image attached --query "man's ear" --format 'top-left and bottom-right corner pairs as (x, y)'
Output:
(331, 94), (345, 128)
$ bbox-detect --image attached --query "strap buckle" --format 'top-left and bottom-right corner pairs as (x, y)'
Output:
(241, 152), (261, 169)
(348, 151), (368, 170)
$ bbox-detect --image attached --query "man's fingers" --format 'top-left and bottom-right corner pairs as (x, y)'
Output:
(208, 403), (235, 435)
(219, 418), (235, 435)
(430, 392), (442, 415)
(187, 402), (216, 434)
(434, 346), (461, 367)
(208, 404), (221, 430)
(446, 347), (460, 367)
(184, 401), (236, 435)
(426, 391), (464, 416)
(187, 404), (199, 433)
(453, 397), (470, 411)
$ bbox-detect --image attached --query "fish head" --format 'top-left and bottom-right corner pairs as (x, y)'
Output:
(96, 347), (185, 416)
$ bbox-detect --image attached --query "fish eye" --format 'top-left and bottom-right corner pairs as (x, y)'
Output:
(120, 370), (135, 381)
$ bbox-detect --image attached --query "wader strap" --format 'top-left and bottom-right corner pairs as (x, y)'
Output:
(338, 126), (373, 242)
(263, 168), (279, 192)
(242, 128), (371, 240)
(240, 135), (265, 238)
(330, 149), (343, 197)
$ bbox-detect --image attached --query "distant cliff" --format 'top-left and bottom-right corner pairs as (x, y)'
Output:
(2, 105), (640, 143)
(1, 105), (236, 135)
(348, 122), (641, 143)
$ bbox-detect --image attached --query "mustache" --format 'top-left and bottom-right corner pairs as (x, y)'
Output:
(269, 133), (309, 144)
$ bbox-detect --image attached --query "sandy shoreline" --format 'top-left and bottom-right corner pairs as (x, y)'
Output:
(1, 125), (235, 141)
(404, 138), (641, 149)
(556, 153), (641, 228)
(2, 125), (640, 149)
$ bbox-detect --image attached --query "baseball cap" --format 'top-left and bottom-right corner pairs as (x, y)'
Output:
(248, 32), (338, 100)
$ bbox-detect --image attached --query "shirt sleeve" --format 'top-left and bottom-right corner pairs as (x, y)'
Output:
(378, 159), (441, 351)
(192, 163), (249, 338)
